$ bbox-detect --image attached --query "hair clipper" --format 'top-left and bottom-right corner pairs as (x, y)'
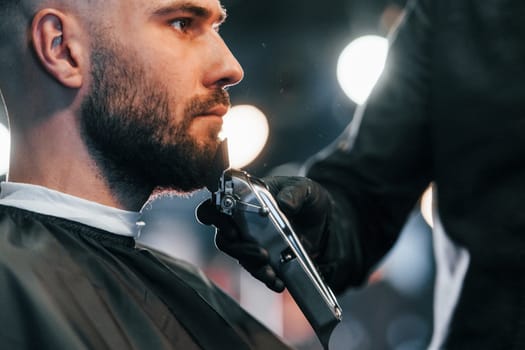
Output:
(204, 141), (342, 349)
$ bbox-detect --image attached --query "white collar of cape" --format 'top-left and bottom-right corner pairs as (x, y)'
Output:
(0, 181), (145, 238)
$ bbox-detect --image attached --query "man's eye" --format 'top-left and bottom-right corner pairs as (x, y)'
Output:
(171, 18), (192, 31)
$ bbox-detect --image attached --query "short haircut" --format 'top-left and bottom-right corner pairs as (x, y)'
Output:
(0, 0), (38, 94)
(0, 3), (22, 75)
(0, 1), (27, 43)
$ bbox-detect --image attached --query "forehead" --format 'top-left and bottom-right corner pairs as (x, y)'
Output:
(143, 0), (225, 17)
(84, 0), (226, 35)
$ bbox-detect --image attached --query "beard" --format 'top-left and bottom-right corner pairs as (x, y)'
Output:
(80, 43), (230, 196)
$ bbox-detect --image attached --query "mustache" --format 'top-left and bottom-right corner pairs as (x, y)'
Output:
(185, 89), (231, 117)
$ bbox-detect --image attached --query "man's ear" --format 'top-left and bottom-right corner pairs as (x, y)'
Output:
(31, 9), (86, 89)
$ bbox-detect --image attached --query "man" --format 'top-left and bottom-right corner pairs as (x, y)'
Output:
(199, 0), (525, 348)
(0, 0), (290, 348)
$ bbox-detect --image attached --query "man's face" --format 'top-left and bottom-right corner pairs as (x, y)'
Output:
(80, 0), (243, 192)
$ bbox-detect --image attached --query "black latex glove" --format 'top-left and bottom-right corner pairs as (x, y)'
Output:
(196, 176), (332, 293)
(264, 177), (332, 259)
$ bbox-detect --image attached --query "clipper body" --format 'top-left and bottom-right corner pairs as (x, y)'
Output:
(210, 168), (342, 349)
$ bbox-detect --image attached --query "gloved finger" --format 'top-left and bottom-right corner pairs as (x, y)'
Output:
(263, 176), (306, 214)
(275, 182), (311, 215)
(197, 197), (285, 293)
(215, 235), (270, 266)
(265, 177), (331, 218)
(197, 200), (240, 241)
(195, 199), (221, 226)
(245, 264), (285, 293)
(216, 236), (285, 292)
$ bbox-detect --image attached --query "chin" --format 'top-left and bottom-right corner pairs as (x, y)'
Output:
(195, 136), (222, 153)
(188, 122), (222, 143)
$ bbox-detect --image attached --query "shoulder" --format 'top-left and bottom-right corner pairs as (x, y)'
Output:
(136, 244), (291, 349)
(0, 206), (74, 291)
(135, 242), (228, 308)
(138, 243), (212, 286)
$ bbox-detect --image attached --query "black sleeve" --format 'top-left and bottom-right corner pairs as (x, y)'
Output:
(306, 0), (435, 291)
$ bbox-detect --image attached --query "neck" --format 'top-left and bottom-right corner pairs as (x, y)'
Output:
(8, 111), (152, 211)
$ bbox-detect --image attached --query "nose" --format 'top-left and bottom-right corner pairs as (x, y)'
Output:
(204, 34), (244, 89)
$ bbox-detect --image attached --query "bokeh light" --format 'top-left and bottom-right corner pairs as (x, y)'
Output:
(0, 123), (10, 175)
(420, 186), (434, 228)
(220, 105), (269, 169)
(337, 35), (389, 105)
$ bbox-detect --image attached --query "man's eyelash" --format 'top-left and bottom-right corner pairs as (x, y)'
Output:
(170, 18), (193, 31)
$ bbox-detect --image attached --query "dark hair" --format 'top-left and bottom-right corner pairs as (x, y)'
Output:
(0, 1), (22, 19)
(0, 0), (32, 62)
(0, 1), (24, 38)
(0, 0), (29, 91)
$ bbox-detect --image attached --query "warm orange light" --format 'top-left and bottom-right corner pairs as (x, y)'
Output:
(420, 185), (433, 228)
(220, 105), (269, 168)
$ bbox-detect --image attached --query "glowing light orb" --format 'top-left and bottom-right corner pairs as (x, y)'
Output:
(337, 35), (389, 105)
(220, 105), (269, 168)
(420, 186), (434, 228)
(0, 123), (10, 175)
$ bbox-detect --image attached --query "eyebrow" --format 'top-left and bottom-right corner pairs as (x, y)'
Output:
(152, 2), (228, 24)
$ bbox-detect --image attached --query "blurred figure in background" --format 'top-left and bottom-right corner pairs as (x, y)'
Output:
(199, 0), (525, 348)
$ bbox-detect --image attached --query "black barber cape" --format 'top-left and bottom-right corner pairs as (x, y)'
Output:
(0, 204), (291, 349)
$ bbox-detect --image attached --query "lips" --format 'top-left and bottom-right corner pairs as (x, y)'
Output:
(198, 105), (229, 118)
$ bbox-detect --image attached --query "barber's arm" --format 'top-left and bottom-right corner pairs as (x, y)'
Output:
(198, 0), (434, 294)
(306, 0), (435, 290)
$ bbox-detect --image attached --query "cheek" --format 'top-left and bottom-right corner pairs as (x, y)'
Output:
(152, 48), (199, 88)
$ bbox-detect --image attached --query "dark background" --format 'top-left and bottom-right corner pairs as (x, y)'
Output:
(219, 0), (407, 173)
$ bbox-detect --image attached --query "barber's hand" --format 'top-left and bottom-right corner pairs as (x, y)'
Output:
(197, 197), (285, 292)
(196, 176), (332, 293)
(264, 177), (332, 258)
